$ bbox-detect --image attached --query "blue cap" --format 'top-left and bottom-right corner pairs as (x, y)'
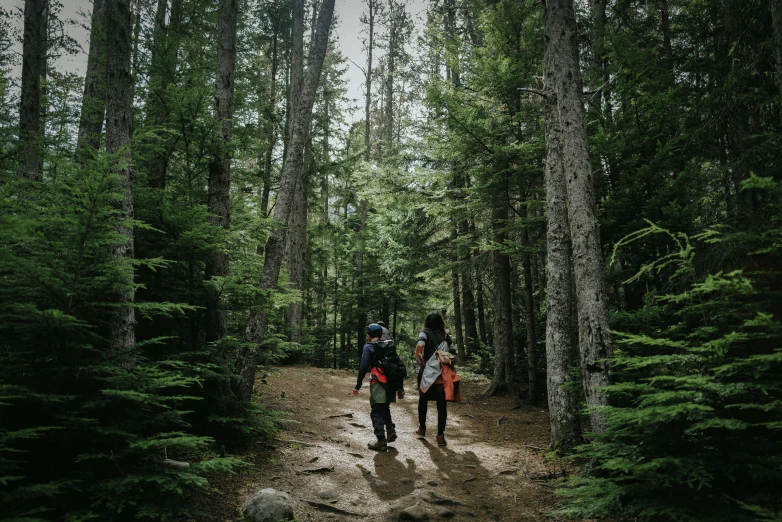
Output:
(366, 324), (383, 337)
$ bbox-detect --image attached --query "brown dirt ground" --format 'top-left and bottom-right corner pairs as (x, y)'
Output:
(196, 366), (578, 521)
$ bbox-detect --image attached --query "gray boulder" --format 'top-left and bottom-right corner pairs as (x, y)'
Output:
(242, 488), (294, 522)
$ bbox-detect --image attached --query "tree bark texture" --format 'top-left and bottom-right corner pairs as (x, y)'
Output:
(460, 220), (478, 358)
(443, 0), (460, 88)
(485, 179), (514, 396)
(588, 0), (607, 115)
(546, 0), (613, 433)
(18, 0), (48, 181)
(356, 199), (368, 356)
(771, 0), (782, 124)
(144, 0), (183, 189)
(285, 154), (310, 345)
(205, 0), (238, 343)
(520, 202), (538, 405)
(261, 19), (280, 217)
(384, 0), (402, 149)
(364, 0), (375, 162)
(239, 0), (335, 401)
(76, 0), (107, 157)
(475, 251), (489, 347)
(543, 61), (582, 449)
(105, 0), (135, 356)
(356, 0), (376, 352)
(450, 230), (465, 363)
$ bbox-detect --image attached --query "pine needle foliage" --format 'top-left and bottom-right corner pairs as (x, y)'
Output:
(0, 157), (243, 521)
(557, 178), (782, 521)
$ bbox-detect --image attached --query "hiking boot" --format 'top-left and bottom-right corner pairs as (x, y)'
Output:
(386, 428), (397, 443)
(415, 426), (426, 438)
(368, 438), (388, 452)
(436, 434), (447, 446)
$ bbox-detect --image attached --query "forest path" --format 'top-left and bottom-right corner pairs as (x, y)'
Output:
(215, 366), (565, 521)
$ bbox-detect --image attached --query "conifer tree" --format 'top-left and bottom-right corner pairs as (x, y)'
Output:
(240, 0), (336, 401)
(205, 0), (238, 343)
(545, 0), (613, 432)
(105, 0), (136, 355)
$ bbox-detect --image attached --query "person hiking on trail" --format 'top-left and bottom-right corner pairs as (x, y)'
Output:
(353, 323), (406, 452)
(415, 312), (460, 447)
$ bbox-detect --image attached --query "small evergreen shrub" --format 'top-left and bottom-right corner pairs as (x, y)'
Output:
(0, 158), (245, 520)
(557, 177), (782, 521)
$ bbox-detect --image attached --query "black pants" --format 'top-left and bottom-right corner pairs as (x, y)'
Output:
(370, 403), (395, 439)
(418, 384), (447, 435)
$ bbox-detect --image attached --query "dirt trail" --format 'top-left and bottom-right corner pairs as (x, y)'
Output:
(215, 366), (566, 521)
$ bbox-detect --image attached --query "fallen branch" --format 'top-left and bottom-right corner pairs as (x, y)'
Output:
(523, 444), (543, 451)
(283, 439), (320, 447)
(161, 459), (190, 470)
(497, 415), (505, 427)
(299, 465), (334, 474)
(325, 412), (353, 419)
(426, 492), (470, 506)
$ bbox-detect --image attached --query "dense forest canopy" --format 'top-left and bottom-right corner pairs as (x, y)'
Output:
(1, 0), (780, 520)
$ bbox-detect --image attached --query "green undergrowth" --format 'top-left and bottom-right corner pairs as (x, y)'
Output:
(556, 177), (782, 521)
(0, 161), (281, 521)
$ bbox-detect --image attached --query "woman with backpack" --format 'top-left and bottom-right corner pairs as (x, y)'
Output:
(415, 312), (460, 446)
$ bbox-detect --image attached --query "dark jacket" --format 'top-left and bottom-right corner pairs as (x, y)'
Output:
(355, 342), (386, 389)
(355, 341), (403, 393)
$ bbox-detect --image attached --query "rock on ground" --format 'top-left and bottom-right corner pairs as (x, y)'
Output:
(242, 488), (294, 522)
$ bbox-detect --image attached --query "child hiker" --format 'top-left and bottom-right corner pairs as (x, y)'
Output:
(353, 323), (406, 451)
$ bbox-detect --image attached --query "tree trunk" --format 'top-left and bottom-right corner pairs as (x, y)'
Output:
(475, 252), (489, 347)
(356, 199), (368, 356)
(485, 178), (514, 396)
(770, 0), (782, 124)
(544, 103), (583, 449)
(460, 219), (478, 359)
(76, 0), (107, 157)
(18, 0), (48, 182)
(205, 0), (238, 344)
(450, 229), (465, 363)
(285, 151), (310, 345)
(443, 0), (460, 88)
(364, 0), (375, 162)
(588, 0), (607, 114)
(105, 0), (135, 356)
(543, 68), (583, 450)
(239, 0), (335, 401)
(546, 0), (613, 433)
(520, 201), (538, 405)
(543, 35), (582, 450)
(261, 19), (280, 217)
(144, 0), (183, 189)
(384, 1), (397, 150)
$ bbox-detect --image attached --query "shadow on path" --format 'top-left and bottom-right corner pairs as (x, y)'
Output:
(356, 447), (421, 501)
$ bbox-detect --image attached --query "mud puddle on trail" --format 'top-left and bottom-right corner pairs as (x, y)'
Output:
(212, 366), (567, 521)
